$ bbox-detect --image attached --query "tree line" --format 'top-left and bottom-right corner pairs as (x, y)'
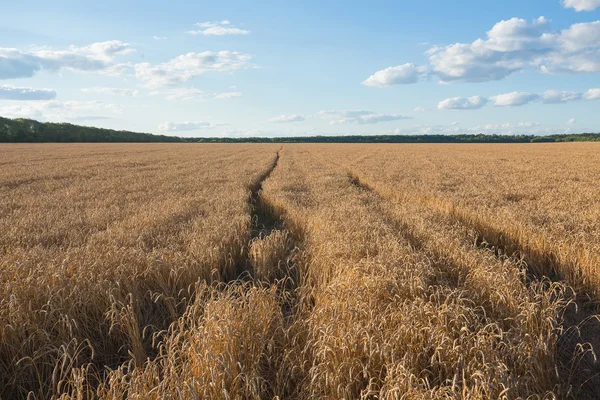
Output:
(2, 116), (599, 143)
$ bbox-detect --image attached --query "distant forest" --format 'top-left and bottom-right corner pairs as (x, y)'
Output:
(2, 116), (599, 143)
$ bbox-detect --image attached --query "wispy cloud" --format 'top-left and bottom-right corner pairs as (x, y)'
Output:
(214, 91), (243, 99)
(0, 100), (122, 121)
(319, 110), (411, 124)
(81, 87), (139, 97)
(439, 88), (600, 110)
(187, 20), (250, 36)
(134, 51), (253, 88)
(268, 114), (305, 123)
(150, 88), (243, 101)
(151, 88), (206, 101)
(0, 41), (134, 80)
(0, 85), (56, 100)
(158, 121), (229, 132)
(393, 121), (541, 136)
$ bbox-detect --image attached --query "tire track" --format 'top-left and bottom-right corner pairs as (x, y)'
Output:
(47, 149), (289, 398)
(347, 169), (600, 399)
(239, 148), (306, 398)
(245, 149), (303, 305)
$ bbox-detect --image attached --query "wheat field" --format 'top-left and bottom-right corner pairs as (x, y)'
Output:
(1, 143), (599, 399)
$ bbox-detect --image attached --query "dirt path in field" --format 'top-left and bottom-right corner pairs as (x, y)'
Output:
(246, 148), (301, 298)
(346, 167), (600, 399)
(249, 151), (283, 240)
(242, 148), (305, 397)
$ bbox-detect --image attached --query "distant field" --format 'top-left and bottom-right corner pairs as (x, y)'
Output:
(1, 143), (599, 399)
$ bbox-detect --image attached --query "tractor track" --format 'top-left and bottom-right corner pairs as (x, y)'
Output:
(346, 168), (600, 399)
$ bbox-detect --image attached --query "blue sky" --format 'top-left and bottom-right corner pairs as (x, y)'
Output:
(1, 0), (599, 137)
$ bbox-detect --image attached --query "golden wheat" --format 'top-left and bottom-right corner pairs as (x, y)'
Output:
(1, 143), (598, 399)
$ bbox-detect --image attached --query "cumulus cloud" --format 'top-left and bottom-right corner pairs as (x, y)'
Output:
(583, 88), (600, 100)
(489, 91), (539, 106)
(436, 17), (600, 80)
(429, 17), (550, 82)
(568, 117), (577, 125)
(562, 0), (600, 11)
(0, 41), (134, 80)
(413, 106), (426, 112)
(0, 100), (121, 121)
(81, 87), (139, 97)
(540, 90), (582, 103)
(361, 63), (426, 87)
(134, 51), (252, 88)
(158, 121), (229, 132)
(438, 96), (487, 110)
(0, 85), (56, 100)
(367, 17), (600, 85)
(153, 36), (167, 40)
(268, 114), (305, 123)
(187, 20), (250, 36)
(319, 110), (411, 124)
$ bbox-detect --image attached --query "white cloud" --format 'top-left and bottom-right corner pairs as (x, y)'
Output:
(187, 21), (250, 36)
(562, 0), (600, 11)
(81, 87), (139, 97)
(0, 85), (56, 100)
(541, 90), (582, 103)
(0, 41), (134, 80)
(413, 106), (426, 112)
(158, 121), (229, 132)
(429, 17), (551, 82)
(214, 91), (243, 99)
(0, 100), (121, 121)
(385, 17), (600, 84)
(568, 117), (577, 125)
(153, 36), (167, 40)
(268, 114), (305, 123)
(134, 51), (252, 88)
(440, 88), (600, 110)
(319, 110), (411, 124)
(438, 96), (487, 110)
(489, 91), (539, 106)
(583, 88), (600, 99)
(362, 63), (426, 87)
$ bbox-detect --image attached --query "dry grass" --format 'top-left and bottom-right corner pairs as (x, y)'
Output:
(1, 143), (599, 399)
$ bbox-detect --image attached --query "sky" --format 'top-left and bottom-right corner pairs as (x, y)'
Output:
(1, 0), (600, 137)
